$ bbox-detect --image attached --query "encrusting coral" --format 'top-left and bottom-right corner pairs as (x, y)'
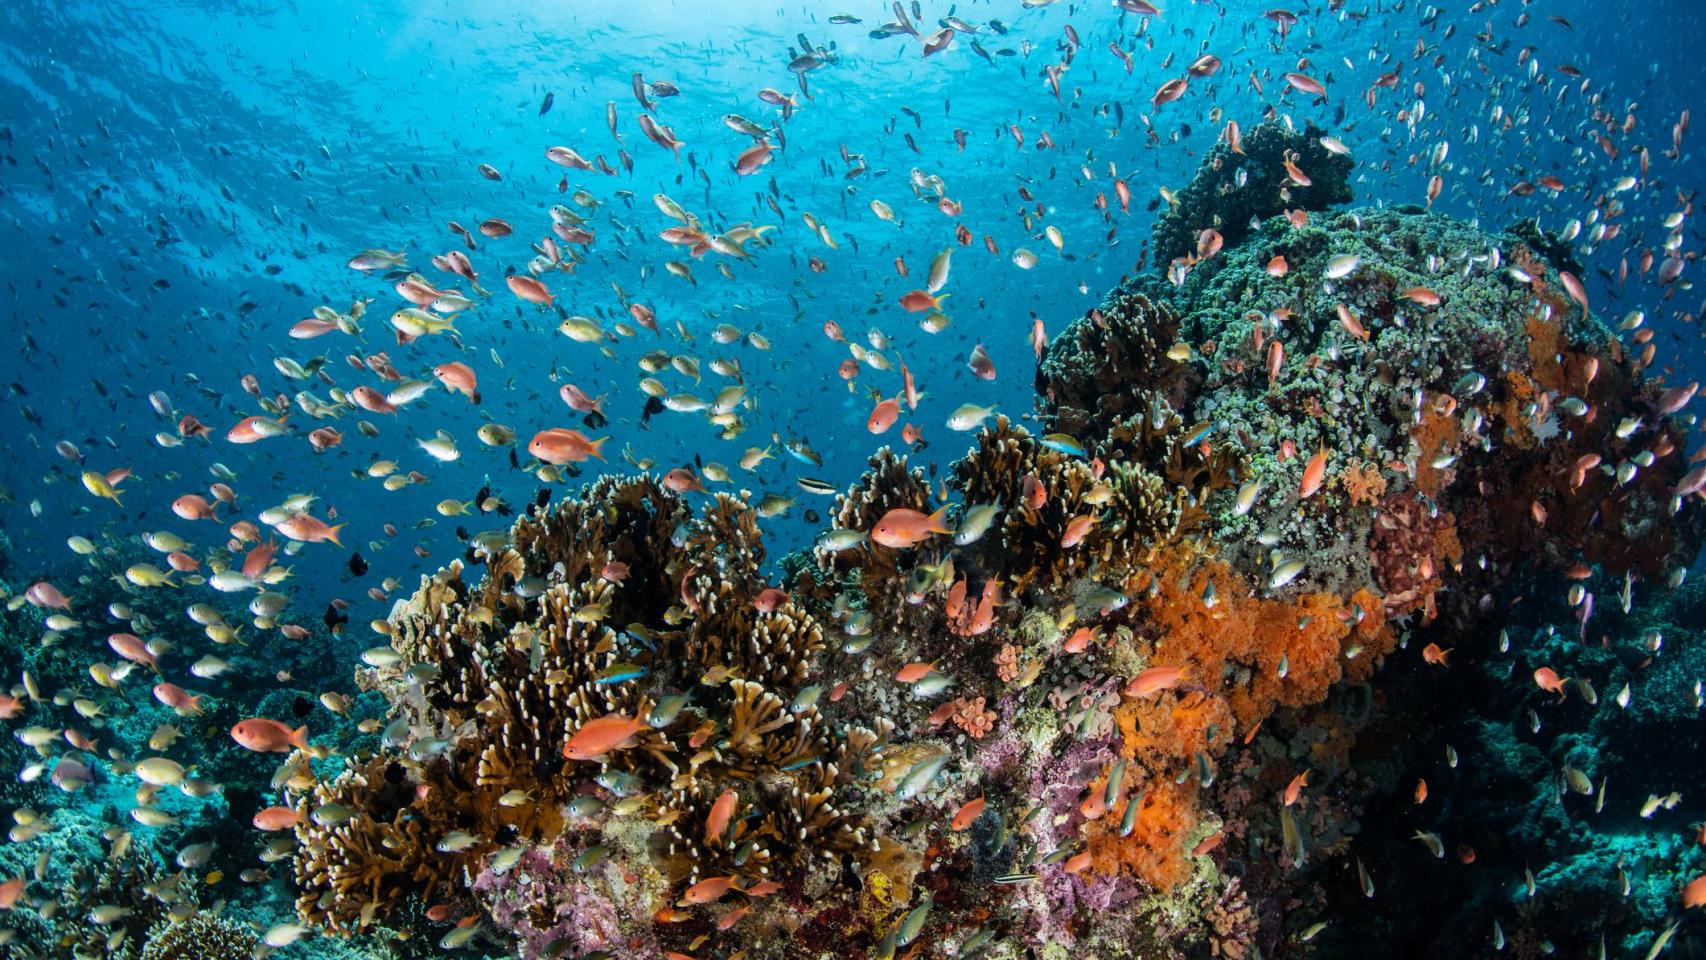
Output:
(1150, 118), (1355, 274)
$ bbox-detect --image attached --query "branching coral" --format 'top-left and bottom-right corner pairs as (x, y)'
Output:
(292, 476), (898, 956)
(139, 914), (258, 960)
(1038, 287), (1192, 444)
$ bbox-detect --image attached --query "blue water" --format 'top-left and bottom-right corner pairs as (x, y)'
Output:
(2, 0), (1704, 624)
(5, 3), (1706, 958)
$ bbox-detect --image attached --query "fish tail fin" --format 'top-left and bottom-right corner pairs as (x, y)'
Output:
(325, 524), (346, 548)
(290, 725), (310, 751)
(927, 503), (955, 535)
(588, 437), (609, 461)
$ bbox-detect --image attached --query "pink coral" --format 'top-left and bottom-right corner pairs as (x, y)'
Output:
(950, 696), (997, 738)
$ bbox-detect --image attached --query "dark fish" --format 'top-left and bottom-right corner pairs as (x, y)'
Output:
(539, 91), (554, 115)
(322, 604), (348, 634)
(348, 552), (367, 577)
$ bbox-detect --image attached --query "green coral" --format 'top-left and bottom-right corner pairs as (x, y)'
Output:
(1151, 119), (1355, 271)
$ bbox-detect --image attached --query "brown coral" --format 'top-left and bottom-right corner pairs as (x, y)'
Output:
(292, 476), (895, 943)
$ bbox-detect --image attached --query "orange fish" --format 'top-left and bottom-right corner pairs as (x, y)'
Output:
(944, 575), (968, 620)
(165, 551), (199, 573)
(1299, 446), (1329, 499)
(716, 904), (751, 931)
(308, 427), (343, 452)
(1283, 71), (1327, 99)
(349, 385), (398, 415)
(252, 806), (303, 831)
(1266, 255), (1288, 277)
(563, 713), (649, 761)
(1685, 875), (1706, 908)
(899, 290), (947, 312)
(1061, 514), (1099, 548)
(663, 468), (706, 493)
(1022, 473), (1047, 510)
(1335, 303), (1369, 340)
(1152, 77), (1188, 107)
(1125, 665), (1185, 698)
(528, 428), (608, 464)
(1063, 626), (1099, 654)
(276, 512), (344, 547)
(967, 343), (996, 381)
(1533, 666), (1569, 700)
(951, 796), (986, 831)
(507, 274), (554, 304)
(962, 580), (1003, 636)
(226, 415), (286, 444)
(706, 789), (738, 843)
(1414, 779), (1429, 804)
(0, 875), (22, 910)
(868, 394), (902, 434)
(432, 362), (480, 403)
(1421, 643), (1451, 666)
(871, 506), (953, 548)
(230, 718), (309, 753)
(108, 632), (157, 670)
(559, 383), (605, 415)
(1400, 286), (1441, 307)
(242, 538), (279, 578)
(1558, 270), (1589, 311)
(752, 587), (787, 613)
(895, 661), (938, 684)
(682, 875), (738, 905)
(152, 683), (204, 716)
(1283, 770), (1310, 806)
(735, 141), (773, 175)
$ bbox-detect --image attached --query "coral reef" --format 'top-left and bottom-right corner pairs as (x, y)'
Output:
(261, 130), (1702, 959)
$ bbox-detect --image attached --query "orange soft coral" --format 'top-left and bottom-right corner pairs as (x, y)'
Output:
(1116, 690), (1234, 771)
(1121, 546), (1394, 739)
(1338, 460), (1388, 505)
(1408, 403), (1459, 499)
(1083, 777), (1200, 892)
(1497, 370), (1541, 449)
